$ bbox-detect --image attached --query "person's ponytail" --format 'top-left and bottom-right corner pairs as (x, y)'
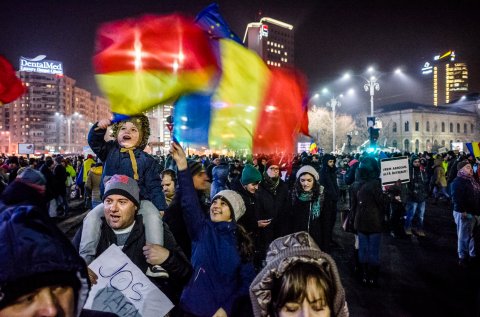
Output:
(236, 224), (254, 262)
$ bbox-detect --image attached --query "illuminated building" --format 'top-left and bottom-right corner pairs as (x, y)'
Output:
(243, 17), (294, 68)
(421, 51), (469, 106)
(0, 55), (110, 154)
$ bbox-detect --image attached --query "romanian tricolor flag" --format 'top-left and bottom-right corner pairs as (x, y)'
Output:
(0, 55), (26, 105)
(466, 142), (480, 158)
(173, 38), (309, 154)
(171, 4), (309, 154)
(93, 14), (219, 116)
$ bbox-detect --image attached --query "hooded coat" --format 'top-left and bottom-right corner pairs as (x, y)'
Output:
(249, 231), (349, 317)
(0, 204), (90, 316)
(88, 122), (167, 211)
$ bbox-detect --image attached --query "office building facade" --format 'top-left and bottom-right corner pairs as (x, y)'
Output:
(0, 55), (111, 154)
(421, 51), (469, 106)
(244, 17), (294, 68)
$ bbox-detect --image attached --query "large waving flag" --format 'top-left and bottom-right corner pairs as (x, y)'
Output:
(93, 14), (219, 116)
(0, 55), (26, 105)
(171, 4), (309, 154)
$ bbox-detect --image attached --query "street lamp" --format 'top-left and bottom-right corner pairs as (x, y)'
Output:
(326, 95), (342, 153)
(55, 112), (82, 153)
(364, 76), (380, 117)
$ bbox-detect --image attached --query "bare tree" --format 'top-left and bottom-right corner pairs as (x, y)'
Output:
(308, 107), (357, 153)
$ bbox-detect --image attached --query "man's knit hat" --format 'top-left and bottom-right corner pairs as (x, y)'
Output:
(16, 167), (46, 186)
(212, 190), (246, 221)
(296, 165), (319, 181)
(103, 174), (140, 207)
(188, 159), (206, 177)
(241, 164), (262, 185)
(457, 160), (470, 172)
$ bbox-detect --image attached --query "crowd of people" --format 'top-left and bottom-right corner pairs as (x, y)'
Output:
(1, 115), (479, 316)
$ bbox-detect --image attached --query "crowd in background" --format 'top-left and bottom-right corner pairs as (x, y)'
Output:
(1, 144), (480, 316)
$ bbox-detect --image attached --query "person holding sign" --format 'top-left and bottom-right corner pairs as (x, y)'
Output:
(169, 142), (256, 317)
(77, 174), (192, 315)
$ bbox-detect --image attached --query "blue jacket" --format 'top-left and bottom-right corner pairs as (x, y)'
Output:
(177, 169), (255, 317)
(210, 163), (229, 199)
(88, 123), (166, 210)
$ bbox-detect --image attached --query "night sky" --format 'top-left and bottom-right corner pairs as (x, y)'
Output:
(2, 0), (479, 113)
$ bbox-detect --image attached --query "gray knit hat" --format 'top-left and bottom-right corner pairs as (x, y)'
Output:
(249, 231), (348, 317)
(103, 174), (140, 207)
(16, 167), (46, 186)
(212, 190), (246, 221)
(296, 164), (319, 181)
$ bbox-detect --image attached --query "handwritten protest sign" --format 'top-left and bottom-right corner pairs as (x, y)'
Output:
(380, 156), (410, 186)
(84, 244), (174, 317)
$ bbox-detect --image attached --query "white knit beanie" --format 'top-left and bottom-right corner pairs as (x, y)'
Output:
(296, 165), (319, 181)
(212, 190), (246, 221)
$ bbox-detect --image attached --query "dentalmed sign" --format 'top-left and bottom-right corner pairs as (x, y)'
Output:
(19, 55), (63, 75)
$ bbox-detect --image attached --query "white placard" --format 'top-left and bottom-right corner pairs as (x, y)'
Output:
(18, 143), (34, 154)
(84, 244), (174, 317)
(380, 156), (410, 185)
(297, 142), (310, 153)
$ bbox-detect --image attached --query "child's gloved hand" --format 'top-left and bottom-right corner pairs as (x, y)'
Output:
(97, 119), (112, 130)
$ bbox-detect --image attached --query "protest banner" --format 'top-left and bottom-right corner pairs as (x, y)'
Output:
(380, 156), (410, 186)
(84, 244), (174, 317)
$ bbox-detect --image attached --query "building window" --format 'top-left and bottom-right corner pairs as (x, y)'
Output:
(442, 122), (445, 132)
(392, 140), (398, 148)
(450, 123), (453, 133)
(415, 122), (419, 131)
(392, 122), (397, 133)
(405, 121), (409, 132)
(472, 124), (475, 134)
(464, 123), (467, 134)
(457, 123), (460, 133)
(415, 139), (419, 153)
(404, 139), (410, 152)
(434, 122), (438, 132)
(426, 121), (430, 132)
(442, 140), (445, 146)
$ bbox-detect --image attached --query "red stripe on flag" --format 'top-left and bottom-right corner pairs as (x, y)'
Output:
(93, 14), (219, 74)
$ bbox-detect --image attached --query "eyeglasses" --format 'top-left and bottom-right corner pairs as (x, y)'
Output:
(269, 167), (280, 171)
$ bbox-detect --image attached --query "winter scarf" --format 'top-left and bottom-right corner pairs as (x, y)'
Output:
(262, 172), (279, 194)
(297, 190), (321, 220)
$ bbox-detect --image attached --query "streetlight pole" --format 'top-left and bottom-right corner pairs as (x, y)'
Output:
(364, 76), (380, 117)
(55, 112), (81, 153)
(326, 97), (341, 153)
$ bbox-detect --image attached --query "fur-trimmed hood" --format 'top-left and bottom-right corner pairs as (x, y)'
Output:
(249, 231), (349, 317)
(110, 115), (150, 150)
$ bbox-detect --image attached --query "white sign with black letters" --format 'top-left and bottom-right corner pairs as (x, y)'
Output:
(380, 156), (410, 185)
(84, 244), (173, 317)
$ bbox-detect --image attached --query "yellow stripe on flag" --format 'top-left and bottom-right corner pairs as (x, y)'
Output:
(208, 39), (271, 150)
(95, 67), (216, 116)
